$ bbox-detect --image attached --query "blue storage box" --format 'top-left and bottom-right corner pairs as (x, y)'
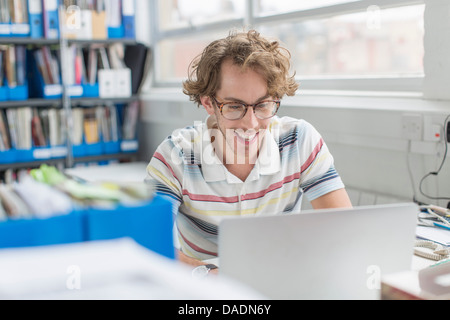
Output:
(102, 141), (120, 154)
(108, 26), (124, 39)
(0, 24), (10, 37)
(73, 143), (102, 158)
(14, 147), (55, 163)
(28, 50), (62, 99)
(82, 83), (99, 98)
(0, 150), (17, 164)
(15, 149), (34, 163)
(72, 143), (86, 158)
(86, 195), (175, 259)
(84, 142), (102, 156)
(10, 23), (30, 37)
(0, 86), (8, 101)
(0, 211), (85, 249)
(8, 84), (29, 100)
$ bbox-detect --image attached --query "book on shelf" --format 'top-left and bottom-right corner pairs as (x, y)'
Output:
(0, 45), (26, 88)
(15, 107), (32, 149)
(72, 107), (83, 145)
(5, 109), (17, 149)
(33, 47), (59, 85)
(28, 0), (44, 38)
(83, 107), (99, 144)
(87, 46), (98, 85)
(0, 107), (67, 152)
(0, 110), (10, 151)
(9, 0), (30, 36)
(31, 108), (46, 147)
(0, 50), (4, 87)
(62, 0), (136, 40)
(15, 45), (26, 86)
(5, 46), (17, 87)
(0, 1), (10, 31)
(122, 100), (138, 140)
(98, 104), (119, 143)
(65, 44), (87, 85)
(42, 0), (60, 39)
(124, 43), (150, 94)
(10, 0), (28, 25)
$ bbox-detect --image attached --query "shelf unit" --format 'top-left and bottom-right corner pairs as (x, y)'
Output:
(0, 13), (142, 175)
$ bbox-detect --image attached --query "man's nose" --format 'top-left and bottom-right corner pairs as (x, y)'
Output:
(240, 107), (259, 129)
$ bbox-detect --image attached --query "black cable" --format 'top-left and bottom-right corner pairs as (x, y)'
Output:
(419, 114), (450, 201)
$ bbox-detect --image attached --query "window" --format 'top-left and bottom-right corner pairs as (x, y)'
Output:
(157, 0), (245, 31)
(255, 0), (361, 16)
(150, 0), (425, 93)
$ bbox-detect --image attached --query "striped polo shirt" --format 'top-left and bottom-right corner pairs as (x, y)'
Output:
(146, 115), (345, 260)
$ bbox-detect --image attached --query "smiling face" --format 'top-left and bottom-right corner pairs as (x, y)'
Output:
(200, 59), (273, 165)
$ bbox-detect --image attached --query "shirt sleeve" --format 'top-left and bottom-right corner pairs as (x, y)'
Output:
(145, 138), (183, 213)
(296, 120), (345, 201)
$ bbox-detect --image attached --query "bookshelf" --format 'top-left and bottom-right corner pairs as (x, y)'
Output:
(0, 1), (146, 180)
(0, 1), (177, 263)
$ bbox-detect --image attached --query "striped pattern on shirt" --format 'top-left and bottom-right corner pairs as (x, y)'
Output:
(146, 116), (345, 260)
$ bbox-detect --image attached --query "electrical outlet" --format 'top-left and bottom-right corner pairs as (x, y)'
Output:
(424, 124), (442, 142)
(402, 114), (423, 141)
(424, 115), (448, 142)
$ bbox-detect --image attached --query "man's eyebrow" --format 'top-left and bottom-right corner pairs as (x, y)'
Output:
(223, 94), (271, 104)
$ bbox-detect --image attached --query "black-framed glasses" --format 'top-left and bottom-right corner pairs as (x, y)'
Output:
(212, 97), (281, 120)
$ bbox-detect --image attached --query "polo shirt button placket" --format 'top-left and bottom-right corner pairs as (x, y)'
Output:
(240, 184), (247, 213)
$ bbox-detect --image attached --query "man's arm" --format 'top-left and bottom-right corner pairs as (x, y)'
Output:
(310, 188), (352, 210)
(177, 250), (219, 274)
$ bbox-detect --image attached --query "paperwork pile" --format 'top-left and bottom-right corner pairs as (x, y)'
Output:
(0, 165), (155, 222)
(417, 205), (450, 247)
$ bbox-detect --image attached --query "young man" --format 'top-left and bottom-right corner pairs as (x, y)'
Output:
(146, 30), (352, 270)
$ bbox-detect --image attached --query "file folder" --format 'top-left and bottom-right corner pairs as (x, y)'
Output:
(122, 0), (135, 39)
(28, 0), (44, 38)
(42, 0), (59, 39)
(10, 0), (30, 37)
(0, 0), (11, 37)
(105, 0), (123, 38)
(0, 24), (10, 37)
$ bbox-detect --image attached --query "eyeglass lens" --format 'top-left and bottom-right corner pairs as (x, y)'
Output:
(221, 101), (278, 120)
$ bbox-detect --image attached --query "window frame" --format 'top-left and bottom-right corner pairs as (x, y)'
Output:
(149, 0), (426, 95)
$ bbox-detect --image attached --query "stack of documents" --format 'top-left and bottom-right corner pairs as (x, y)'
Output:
(30, 164), (154, 208)
(417, 205), (450, 246)
(0, 238), (264, 299)
(0, 175), (73, 221)
(0, 164), (156, 222)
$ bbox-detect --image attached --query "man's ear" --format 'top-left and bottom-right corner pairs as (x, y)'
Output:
(200, 96), (215, 115)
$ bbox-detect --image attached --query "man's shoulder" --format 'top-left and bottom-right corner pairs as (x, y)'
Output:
(269, 116), (314, 138)
(158, 123), (204, 152)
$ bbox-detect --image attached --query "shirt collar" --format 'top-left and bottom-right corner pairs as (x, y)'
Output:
(200, 116), (281, 183)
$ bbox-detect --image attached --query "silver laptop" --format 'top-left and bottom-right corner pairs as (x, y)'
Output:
(219, 203), (418, 300)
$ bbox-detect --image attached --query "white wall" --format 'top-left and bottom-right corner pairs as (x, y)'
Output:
(138, 91), (450, 209)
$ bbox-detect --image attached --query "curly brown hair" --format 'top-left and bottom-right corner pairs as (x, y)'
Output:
(183, 30), (299, 106)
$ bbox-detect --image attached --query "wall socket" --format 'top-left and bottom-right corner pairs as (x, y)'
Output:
(402, 114), (423, 141)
